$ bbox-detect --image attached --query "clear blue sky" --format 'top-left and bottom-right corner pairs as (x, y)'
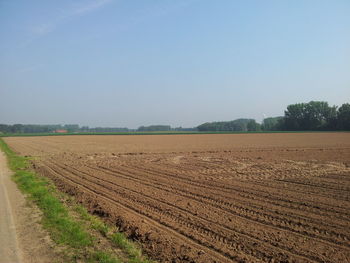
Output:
(1, 0), (349, 128)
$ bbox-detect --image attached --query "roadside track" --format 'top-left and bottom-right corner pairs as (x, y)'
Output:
(0, 150), (22, 263)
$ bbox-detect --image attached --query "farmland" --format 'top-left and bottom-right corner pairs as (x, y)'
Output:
(4, 133), (350, 263)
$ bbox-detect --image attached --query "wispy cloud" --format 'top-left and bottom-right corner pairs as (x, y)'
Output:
(30, 23), (55, 36)
(22, 0), (197, 47)
(111, 0), (197, 33)
(18, 64), (44, 73)
(73, 0), (113, 16)
(23, 0), (113, 45)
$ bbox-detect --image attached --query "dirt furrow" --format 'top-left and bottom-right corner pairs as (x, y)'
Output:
(46, 160), (349, 262)
(142, 162), (350, 210)
(5, 134), (350, 263)
(87, 163), (350, 244)
(39, 163), (250, 263)
(117, 162), (350, 219)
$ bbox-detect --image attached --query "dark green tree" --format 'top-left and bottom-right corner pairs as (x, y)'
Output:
(137, 125), (171, 132)
(197, 119), (256, 131)
(64, 124), (80, 132)
(247, 120), (261, 131)
(261, 117), (283, 131)
(284, 101), (336, 130)
(11, 124), (24, 133)
(337, 103), (350, 130)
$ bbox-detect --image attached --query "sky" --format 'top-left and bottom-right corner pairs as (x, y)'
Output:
(0, 0), (349, 128)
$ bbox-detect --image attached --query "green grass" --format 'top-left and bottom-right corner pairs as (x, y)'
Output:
(73, 204), (154, 263)
(111, 232), (152, 263)
(0, 139), (91, 248)
(88, 251), (122, 263)
(0, 138), (153, 263)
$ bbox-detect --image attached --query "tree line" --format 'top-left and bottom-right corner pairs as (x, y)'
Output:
(0, 101), (349, 134)
(263, 101), (350, 131)
(0, 124), (130, 134)
(197, 101), (350, 131)
(0, 123), (196, 134)
(197, 119), (260, 132)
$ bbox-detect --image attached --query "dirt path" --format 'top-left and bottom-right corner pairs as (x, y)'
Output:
(0, 150), (22, 263)
(0, 150), (58, 263)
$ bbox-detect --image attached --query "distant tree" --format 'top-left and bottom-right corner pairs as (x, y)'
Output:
(247, 120), (261, 131)
(0, 124), (9, 133)
(173, 127), (197, 131)
(64, 124), (80, 132)
(337, 103), (350, 130)
(80, 126), (90, 132)
(89, 127), (130, 132)
(1, 101), (349, 134)
(283, 101), (336, 130)
(137, 125), (171, 132)
(325, 106), (338, 130)
(261, 117), (283, 131)
(197, 119), (256, 132)
(283, 103), (303, 130)
(11, 124), (24, 133)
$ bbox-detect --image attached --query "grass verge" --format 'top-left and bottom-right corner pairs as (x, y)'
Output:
(73, 204), (153, 263)
(0, 138), (153, 263)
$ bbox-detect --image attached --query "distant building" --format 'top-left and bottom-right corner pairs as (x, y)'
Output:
(54, 129), (68, 133)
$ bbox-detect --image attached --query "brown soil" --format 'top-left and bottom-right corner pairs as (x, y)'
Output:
(5, 133), (350, 263)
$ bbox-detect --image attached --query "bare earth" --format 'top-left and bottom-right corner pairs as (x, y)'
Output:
(0, 151), (58, 263)
(5, 133), (350, 263)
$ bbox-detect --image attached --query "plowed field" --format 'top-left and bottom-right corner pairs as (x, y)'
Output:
(4, 133), (350, 263)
